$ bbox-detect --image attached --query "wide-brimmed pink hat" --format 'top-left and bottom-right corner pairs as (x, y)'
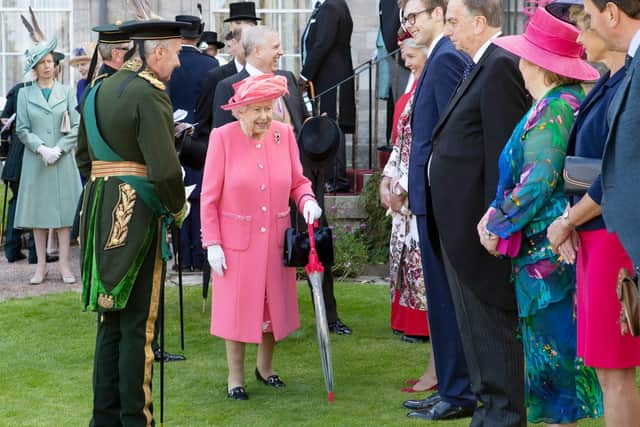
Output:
(221, 74), (289, 111)
(492, 7), (599, 81)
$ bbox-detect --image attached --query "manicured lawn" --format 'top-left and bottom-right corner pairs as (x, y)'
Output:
(0, 282), (612, 426)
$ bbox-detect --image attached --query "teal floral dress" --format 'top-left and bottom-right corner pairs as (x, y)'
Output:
(486, 85), (603, 423)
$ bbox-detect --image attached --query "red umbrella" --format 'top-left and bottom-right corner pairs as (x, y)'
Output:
(306, 221), (334, 403)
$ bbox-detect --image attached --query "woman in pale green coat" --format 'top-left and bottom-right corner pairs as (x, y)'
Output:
(15, 38), (82, 284)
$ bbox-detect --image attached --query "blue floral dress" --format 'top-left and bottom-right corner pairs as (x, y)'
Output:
(486, 85), (603, 423)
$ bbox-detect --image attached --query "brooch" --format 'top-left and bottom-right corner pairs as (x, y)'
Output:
(274, 131), (281, 145)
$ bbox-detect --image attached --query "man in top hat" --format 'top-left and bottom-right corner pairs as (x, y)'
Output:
(168, 14), (219, 275)
(212, 25), (352, 335)
(426, 0), (530, 424)
(199, 30), (225, 59)
(300, 0), (355, 193)
(76, 19), (189, 426)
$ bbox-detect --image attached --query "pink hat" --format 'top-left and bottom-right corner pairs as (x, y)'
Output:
(492, 7), (599, 81)
(221, 74), (289, 110)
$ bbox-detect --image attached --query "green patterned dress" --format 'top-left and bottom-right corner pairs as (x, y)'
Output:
(486, 85), (603, 423)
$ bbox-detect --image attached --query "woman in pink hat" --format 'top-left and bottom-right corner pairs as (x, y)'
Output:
(476, 7), (603, 425)
(200, 74), (321, 400)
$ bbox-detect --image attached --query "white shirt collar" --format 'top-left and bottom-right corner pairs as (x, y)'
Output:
(234, 58), (243, 73)
(628, 29), (640, 58)
(427, 33), (444, 59)
(245, 62), (264, 76)
(181, 44), (199, 51)
(317, 0), (326, 5)
(473, 31), (501, 64)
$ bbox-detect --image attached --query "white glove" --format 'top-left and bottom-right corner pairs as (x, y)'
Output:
(36, 145), (61, 165)
(303, 200), (322, 224)
(207, 245), (227, 277)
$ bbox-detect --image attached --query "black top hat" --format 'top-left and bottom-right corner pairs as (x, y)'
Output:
(299, 116), (341, 168)
(175, 15), (205, 39)
(119, 20), (191, 40)
(199, 31), (225, 49)
(92, 22), (132, 44)
(224, 2), (262, 23)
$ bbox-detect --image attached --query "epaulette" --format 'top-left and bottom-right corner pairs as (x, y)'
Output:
(137, 70), (166, 91)
(90, 73), (109, 88)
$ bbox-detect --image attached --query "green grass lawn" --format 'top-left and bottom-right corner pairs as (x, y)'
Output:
(0, 282), (613, 426)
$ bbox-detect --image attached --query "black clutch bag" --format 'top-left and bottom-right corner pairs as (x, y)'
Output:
(283, 225), (334, 267)
(563, 156), (601, 195)
(175, 131), (208, 170)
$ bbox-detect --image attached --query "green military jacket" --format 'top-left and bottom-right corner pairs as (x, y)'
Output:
(77, 59), (186, 311)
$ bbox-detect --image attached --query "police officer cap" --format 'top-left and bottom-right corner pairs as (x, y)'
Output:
(175, 15), (205, 39)
(120, 20), (191, 40)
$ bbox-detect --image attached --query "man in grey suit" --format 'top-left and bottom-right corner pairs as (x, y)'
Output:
(584, 0), (640, 267)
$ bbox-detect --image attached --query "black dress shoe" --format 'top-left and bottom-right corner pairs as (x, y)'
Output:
(153, 349), (186, 362)
(7, 252), (27, 263)
(407, 401), (474, 420)
(328, 319), (352, 335)
(227, 386), (248, 400)
(255, 368), (286, 387)
(403, 392), (441, 410)
(401, 334), (429, 343)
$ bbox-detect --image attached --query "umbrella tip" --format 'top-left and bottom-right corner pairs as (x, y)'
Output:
(328, 391), (334, 403)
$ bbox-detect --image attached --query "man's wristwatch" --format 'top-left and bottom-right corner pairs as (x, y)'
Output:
(561, 208), (576, 228)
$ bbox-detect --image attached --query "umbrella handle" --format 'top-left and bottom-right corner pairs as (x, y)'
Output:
(306, 221), (324, 274)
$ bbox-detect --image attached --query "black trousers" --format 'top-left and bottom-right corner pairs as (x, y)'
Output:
(91, 226), (164, 427)
(441, 247), (526, 427)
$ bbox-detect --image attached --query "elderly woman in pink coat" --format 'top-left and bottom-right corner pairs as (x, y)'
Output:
(201, 74), (322, 401)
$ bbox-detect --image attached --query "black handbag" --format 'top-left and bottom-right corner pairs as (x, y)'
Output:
(563, 156), (601, 195)
(283, 200), (335, 267)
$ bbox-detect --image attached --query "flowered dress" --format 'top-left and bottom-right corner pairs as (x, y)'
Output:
(486, 85), (603, 423)
(383, 83), (428, 336)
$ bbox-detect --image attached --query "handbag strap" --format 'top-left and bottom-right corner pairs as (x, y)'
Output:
(294, 192), (316, 231)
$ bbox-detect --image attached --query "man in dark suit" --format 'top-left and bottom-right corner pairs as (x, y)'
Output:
(300, 0), (355, 192)
(585, 0), (640, 267)
(168, 15), (219, 274)
(397, 0), (475, 421)
(213, 25), (352, 335)
(428, 0), (530, 424)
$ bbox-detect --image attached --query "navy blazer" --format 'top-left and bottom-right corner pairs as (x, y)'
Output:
(567, 68), (625, 231)
(169, 45), (219, 123)
(602, 53), (640, 266)
(408, 37), (470, 216)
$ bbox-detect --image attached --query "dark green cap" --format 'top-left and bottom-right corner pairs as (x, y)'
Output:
(92, 21), (132, 44)
(119, 20), (191, 40)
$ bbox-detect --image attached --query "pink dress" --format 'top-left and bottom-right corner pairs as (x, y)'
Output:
(577, 229), (640, 368)
(200, 121), (314, 344)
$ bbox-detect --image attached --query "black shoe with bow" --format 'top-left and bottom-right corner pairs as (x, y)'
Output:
(227, 386), (248, 400)
(255, 368), (286, 387)
(328, 319), (352, 335)
(153, 349), (186, 362)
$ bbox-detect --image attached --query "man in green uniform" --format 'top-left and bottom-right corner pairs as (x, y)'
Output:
(76, 19), (189, 426)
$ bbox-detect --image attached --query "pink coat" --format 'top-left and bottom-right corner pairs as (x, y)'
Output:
(201, 121), (314, 343)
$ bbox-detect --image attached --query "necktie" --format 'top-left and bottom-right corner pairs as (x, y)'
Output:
(462, 61), (475, 82)
(625, 54), (633, 71)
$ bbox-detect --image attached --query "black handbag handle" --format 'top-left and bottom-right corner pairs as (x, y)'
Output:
(294, 192), (317, 232)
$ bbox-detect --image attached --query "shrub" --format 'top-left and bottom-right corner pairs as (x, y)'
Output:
(331, 224), (367, 279)
(360, 172), (391, 264)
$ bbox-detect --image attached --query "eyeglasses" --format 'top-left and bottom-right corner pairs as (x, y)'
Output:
(402, 7), (435, 26)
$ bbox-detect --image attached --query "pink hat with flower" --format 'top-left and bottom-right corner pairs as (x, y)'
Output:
(492, 7), (599, 81)
(221, 74), (289, 111)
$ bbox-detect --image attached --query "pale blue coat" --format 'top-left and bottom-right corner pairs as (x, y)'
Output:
(15, 81), (82, 228)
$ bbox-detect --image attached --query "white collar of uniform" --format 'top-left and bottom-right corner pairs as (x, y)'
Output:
(245, 62), (265, 76)
(427, 33), (444, 59)
(628, 29), (640, 58)
(181, 44), (199, 51)
(234, 58), (243, 73)
(473, 30), (501, 64)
